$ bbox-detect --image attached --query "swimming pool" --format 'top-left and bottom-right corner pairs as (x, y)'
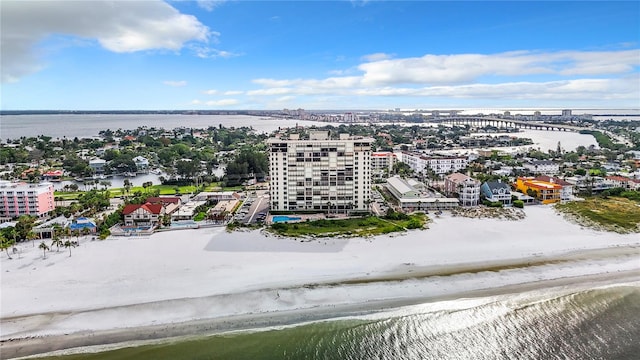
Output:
(272, 215), (302, 223)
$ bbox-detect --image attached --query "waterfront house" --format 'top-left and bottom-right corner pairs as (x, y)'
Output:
(535, 175), (574, 201)
(133, 156), (150, 171)
(481, 181), (512, 206)
(88, 158), (107, 174)
(145, 196), (182, 214)
(515, 177), (562, 204)
(444, 173), (480, 206)
(122, 203), (165, 227)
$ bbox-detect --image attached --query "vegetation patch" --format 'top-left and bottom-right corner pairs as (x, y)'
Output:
(267, 213), (428, 238)
(555, 196), (640, 233)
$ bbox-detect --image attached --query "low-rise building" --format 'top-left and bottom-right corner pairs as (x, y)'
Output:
(444, 173), (480, 206)
(515, 177), (562, 204)
(481, 181), (512, 206)
(89, 158), (107, 174)
(122, 203), (165, 226)
(605, 175), (640, 190)
(371, 152), (396, 179)
(535, 175), (574, 201)
(387, 176), (421, 199)
(398, 151), (469, 175)
(133, 156), (149, 171)
(523, 160), (559, 175)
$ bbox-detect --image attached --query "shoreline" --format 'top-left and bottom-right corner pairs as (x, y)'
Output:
(2, 205), (639, 359)
(4, 269), (639, 359)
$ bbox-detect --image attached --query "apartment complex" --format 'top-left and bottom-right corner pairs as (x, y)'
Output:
(398, 151), (468, 175)
(444, 173), (480, 206)
(371, 151), (396, 179)
(0, 181), (55, 219)
(267, 131), (373, 213)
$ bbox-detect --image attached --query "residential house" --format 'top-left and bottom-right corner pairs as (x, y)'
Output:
(146, 196), (182, 214)
(535, 175), (574, 201)
(481, 181), (512, 206)
(133, 156), (150, 171)
(515, 177), (562, 204)
(605, 175), (640, 190)
(89, 158), (107, 174)
(444, 173), (480, 206)
(122, 203), (165, 227)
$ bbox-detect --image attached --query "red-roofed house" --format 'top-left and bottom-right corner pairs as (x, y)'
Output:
(122, 202), (165, 226)
(535, 175), (574, 201)
(605, 175), (640, 190)
(145, 196), (182, 214)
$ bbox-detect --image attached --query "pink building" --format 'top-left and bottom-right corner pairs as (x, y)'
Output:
(0, 181), (55, 219)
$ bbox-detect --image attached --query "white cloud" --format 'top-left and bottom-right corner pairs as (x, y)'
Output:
(224, 90), (244, 95)
(191, 98), (240, 106)
(357, 50), (640, 86)
(163, 80), (187, 87)
(189, 44), (240, 59)
(203, 89), (219, 95)
(246, 49), (639, 106)
(361, 53), (393, 62)
(1, 0), (211, 82)
(197, 0), (226, 11)
(207, 99), (239, 106)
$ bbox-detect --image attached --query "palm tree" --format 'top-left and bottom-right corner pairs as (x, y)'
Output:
(123, 179), (132, 198)
(26, 230), (38, 248)
(39, 241), (49, 259)
(72, 229), (80, 244)
(63, 240), (77, 257)
(0, 233), (15, 260)
(51, 234), (63, 252)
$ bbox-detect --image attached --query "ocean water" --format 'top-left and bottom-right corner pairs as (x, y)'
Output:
(36, 283), (640, 360)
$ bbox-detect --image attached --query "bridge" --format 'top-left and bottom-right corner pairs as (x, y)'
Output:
(431, 116), (586, 132)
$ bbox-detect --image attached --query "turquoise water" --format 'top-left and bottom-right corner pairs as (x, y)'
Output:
(33, 284), (640, 360)
(272, 216), (302, 223)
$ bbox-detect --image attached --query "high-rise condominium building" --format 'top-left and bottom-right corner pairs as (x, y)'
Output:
(0, 181), (55, 219)
(267, 131), (373, 213)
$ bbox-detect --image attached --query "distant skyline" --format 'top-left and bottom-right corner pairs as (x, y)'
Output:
(1, 1), (639, 111)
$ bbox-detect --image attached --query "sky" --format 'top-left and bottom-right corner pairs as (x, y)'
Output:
(1, 0), (639, 111)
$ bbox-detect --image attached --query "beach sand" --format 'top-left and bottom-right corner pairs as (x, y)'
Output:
(1, 205), (639, 358)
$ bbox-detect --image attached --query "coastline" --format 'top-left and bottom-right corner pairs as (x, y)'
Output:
(4, 269), (639, 359)
(2, 205), (639, 359)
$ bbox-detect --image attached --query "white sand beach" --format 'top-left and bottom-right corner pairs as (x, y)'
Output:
(1, 205), (639, 358)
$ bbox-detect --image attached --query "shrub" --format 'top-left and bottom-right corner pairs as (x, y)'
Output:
(513, 200), (524, 208)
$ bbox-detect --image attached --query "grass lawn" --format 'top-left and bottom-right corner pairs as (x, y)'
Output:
(267, 213), (427, 238)
(555, 196), (640, 233)
(55, 184), (200, 200)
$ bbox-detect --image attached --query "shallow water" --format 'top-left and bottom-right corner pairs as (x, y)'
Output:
(36, 283), (640, 360)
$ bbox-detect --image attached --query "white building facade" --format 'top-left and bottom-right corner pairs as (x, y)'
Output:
(268, 132), (373, 213)
(398, 151), (469, 175)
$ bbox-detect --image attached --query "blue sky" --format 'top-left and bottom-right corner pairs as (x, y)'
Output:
(1, 0), (639, 110)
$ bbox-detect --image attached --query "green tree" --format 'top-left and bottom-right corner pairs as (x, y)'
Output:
(63, 240), (77, 257)
(51, 234), (63, 252)
(0, 233), (15, 259)
(39, 241), (50, 259)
